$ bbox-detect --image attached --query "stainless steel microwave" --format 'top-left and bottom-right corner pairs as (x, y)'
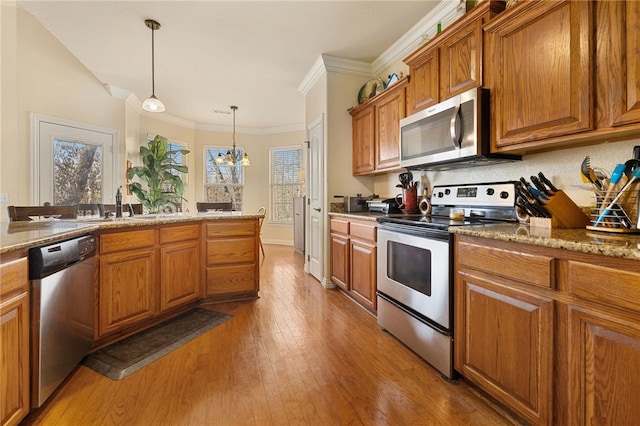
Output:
(399, 87), (519, 170)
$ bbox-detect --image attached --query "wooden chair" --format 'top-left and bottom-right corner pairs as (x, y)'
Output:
(257, 206), (266, 257)
(196, 202), (233, 212)
(8, 205), (78, 221)
(102, 203), (144, 215)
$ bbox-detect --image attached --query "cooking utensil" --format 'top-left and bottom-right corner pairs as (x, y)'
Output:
(530, 175), (551, 197)
(581, 156), (604, 194)
(594, 163), (627, 226)
(597, 167), (640, 227)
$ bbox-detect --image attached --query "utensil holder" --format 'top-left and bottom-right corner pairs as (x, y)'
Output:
(587, 187), (639, 233)
(530, 190), (590, 229)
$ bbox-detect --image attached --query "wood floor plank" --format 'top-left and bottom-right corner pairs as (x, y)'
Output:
(22, 244), (518, 426)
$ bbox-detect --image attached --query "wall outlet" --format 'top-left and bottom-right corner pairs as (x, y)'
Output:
(0, 193), (8, 203)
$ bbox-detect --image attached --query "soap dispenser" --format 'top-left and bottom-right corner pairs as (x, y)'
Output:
(115, 186), (123, 218)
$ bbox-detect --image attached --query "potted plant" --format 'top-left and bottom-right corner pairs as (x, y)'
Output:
(127, 135), (190, 214)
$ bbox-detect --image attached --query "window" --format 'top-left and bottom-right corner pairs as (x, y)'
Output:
(270, 146), (303, 223)
(32, 114), (117, 206)
(204, 146), (245, 210)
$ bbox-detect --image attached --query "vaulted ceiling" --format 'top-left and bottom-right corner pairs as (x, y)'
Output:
(20, 1), (441, 131)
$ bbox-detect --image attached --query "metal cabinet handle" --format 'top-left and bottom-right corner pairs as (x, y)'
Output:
(313, 208), (321, 212)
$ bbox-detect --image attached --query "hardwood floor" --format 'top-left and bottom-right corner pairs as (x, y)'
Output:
(23, 245), (517, 426)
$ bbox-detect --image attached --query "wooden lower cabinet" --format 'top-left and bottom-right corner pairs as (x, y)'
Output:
(566, 306), (640, 426)
(99, 244), (158, 337)
(204, 220), (259, 298)
(455, 234), (640, 425)
(0, 256), (30, 426)
(455, 270), (553, 425)
(330, 217), (377, 312)
(159, 224), (201, 311)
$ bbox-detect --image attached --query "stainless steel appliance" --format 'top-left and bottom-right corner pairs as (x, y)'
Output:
(399, 87), (520, 170)
(376, 181), (518, 379)
(293, 196), (305, 253)
(29, 235), (96, 407)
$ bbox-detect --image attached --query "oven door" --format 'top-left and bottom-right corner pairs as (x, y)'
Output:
(377, 226), (451, 330)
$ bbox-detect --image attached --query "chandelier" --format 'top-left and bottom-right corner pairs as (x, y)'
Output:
(215, 106), (251, 166)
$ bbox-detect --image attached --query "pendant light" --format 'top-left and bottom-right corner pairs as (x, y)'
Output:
(142, 19), (165, 113)
(215, 106), (251, 166)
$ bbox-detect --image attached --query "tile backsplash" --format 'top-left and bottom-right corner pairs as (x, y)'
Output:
(374, 138), (640, 208)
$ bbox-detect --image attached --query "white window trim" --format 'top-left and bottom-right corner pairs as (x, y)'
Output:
(269, 144), (303, 224)
(30, 112), (119, 205)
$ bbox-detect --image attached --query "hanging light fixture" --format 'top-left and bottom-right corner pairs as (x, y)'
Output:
(215, 106), (251, 166)
(142, 19), (165, 113)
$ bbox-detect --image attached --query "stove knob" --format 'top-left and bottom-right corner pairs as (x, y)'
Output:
(444, 189), (451, 195)
(500, 191), (509, 199)
(486, 188), (495, 196)
(437, 192), (444, 198)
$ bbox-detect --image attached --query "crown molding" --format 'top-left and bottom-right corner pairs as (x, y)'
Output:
(297, 55), (327, 95)
(372, 0), (460, 75)
(195, 122), (304, 135)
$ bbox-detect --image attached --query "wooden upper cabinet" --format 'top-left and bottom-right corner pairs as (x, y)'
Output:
(351, 106), (375, 175)
(596, 0), (640, 128)
(404, 1), (504, 114)
(350, 78), (407, 176)
(375, 84), (405, 171)
(439, 16), (483, 100)
(486, 0), (594, 150)
(406, 48), (439, 114)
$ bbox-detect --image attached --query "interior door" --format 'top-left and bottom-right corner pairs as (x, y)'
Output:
(307, 115), (324, 282)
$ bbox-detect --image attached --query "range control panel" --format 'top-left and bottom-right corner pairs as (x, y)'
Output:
(431, 181), (517, 208)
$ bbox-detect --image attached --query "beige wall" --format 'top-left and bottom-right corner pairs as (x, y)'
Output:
(1, 3), (125, 221)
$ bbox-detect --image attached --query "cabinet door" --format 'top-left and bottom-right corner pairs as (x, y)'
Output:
(375, 87), (405, 171)
(567, 306), (640, 426)
(351, 106), (375, 175)
(455, 271), (553, 425)
(330, 234), (349, 291)
(349, 239), (376, 312)
(99, 248), (157, 336)
(0, 257), (29, 426)
(488, 1), (594, 149)
(160, 240), (200, 311)
(406, 48), (439, 114)
(596, 0), (640, 127)
(440, 18), (482, 100)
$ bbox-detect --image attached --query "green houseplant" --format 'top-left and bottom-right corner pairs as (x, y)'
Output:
(127, 135), (190, 214)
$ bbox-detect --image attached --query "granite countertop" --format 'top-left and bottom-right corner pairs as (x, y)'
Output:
(329, 211), (640, 261)
(451, 222), (640, 261)
(0, 212), (263, 255)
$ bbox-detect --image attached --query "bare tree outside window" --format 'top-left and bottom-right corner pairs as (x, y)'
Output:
(204, 147), (244, 210)
(53, 139), (102, 205)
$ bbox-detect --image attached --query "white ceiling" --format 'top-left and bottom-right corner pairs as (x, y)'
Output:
(19, 0), (444, 132)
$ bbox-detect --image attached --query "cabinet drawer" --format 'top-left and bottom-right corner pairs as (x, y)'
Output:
(330, 219), (349, 234)
(206, 238), (255, 265)
(457, 241), (553, 288)
(159, 224), (200, 244)
(100, 229), (155, 253)
(206, 265), (256, 295)
(349, 221), (376, 241)
(206, 221), (255, 238)
(567, 260), (640, 314)
(0, 257), (28, 299)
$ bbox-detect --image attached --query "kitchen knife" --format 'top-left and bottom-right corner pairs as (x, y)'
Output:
(530, 175), (551, 197)
(537, 172), (559, 193)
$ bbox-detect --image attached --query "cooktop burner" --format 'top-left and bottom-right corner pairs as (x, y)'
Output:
(379, 214), (495, 231)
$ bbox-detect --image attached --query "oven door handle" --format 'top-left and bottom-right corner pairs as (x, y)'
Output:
(449, 104), (463, 149)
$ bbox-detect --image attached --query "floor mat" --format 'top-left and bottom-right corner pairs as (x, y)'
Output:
(82, 308), (232, 380)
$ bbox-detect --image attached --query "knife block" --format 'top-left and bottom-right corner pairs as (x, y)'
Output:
(529, 190), (590, 229)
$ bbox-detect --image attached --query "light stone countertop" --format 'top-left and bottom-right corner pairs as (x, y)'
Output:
(0, 212), (263, 255)
(451, 222), (640, 261)
(329, 211), (640, 261)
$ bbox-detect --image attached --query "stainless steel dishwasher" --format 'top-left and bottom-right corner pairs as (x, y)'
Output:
(29, 234), (96, 408)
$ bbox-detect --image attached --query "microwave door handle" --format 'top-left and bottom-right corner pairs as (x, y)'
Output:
(449, 104), (463, 148)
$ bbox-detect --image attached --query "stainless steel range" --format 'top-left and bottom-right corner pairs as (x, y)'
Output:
(376, 181), (518, 379)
